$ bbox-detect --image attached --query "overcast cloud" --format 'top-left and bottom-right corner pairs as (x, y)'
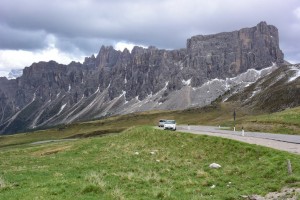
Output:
(0, 0), (300, 75)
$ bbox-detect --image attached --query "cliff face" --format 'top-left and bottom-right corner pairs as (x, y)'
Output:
(186, 21), (283, 84)
(0, 22), (285, 134)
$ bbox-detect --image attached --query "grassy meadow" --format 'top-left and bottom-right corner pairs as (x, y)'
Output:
(0, 104), (300, 149)
(0, 103), (299, 198)
(1, 126), (300, 199)
(242, 106), (300, 134)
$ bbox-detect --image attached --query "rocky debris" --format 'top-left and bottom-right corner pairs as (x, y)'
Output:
(209, 163), (221, 168)
(264, 187), (300, 200)
(0, 22), (286, 134)
(242, 195), (265, 200)
(242, 187), (300, 200)
(227, 182), (232, 187)
(150, 150), (158, 155)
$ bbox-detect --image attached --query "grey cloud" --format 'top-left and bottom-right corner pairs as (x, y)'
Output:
(0, 0), (300, 62)
(0, 23), (47, 50)
(54, 36), (115, 56)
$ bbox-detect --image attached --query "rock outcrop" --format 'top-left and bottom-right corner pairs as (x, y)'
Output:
(227, 64), (300, 112)
(186, 21), (283, 84)
(0, 22), (285, 134)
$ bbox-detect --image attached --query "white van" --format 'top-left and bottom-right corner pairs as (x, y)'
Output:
(163, 120), (176, 131)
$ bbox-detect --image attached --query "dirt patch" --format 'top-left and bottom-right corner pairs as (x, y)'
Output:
(65, 128), (126, 139)
(243, 187), (300, 200)
(32, 145), (72, 156)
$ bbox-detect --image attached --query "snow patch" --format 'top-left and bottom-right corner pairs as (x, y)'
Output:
(224, 80), (230, 90)
(68, 84), (71, 92)
(182, 78), (191, 86)
(222, 97), (229, 102)
(197, 64), (277, 104)
(244, 82), (252, 87)
(250, 89), (261, 99)
(147, 92), (153, 98)
(32, 92), (36, 101)
(135, 96), (140, 102)
(57, 103), (67, 115)
(165, 81), (169, 88)
(119, 90), (126, 98)
(94, 87), (100, 94)
(288, 66), (300, 82)
(107, 82), (111, 89)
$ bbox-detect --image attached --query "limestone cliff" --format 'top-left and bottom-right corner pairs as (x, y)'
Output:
(0, 22), (285, 134)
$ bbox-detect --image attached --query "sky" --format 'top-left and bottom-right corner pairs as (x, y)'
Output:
(0, 0), (300, 76)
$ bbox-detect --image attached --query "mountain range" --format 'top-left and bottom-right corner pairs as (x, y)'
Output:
(1, 21), (299, 135)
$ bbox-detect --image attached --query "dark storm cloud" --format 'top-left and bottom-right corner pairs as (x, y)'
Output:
(0, 0), (300, 62)
(0, 23), (47, 50)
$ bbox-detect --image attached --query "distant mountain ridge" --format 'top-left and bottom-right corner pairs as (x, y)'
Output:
(7, 69), (23, 79)
(0, 22), (288, 134)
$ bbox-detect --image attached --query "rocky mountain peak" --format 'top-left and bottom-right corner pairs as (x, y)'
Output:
(186, 22), (283, 78)
(0, 22), (289, 134)
(255, 21), (271, 33)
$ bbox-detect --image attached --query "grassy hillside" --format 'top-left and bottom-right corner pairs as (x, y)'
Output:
(241, 106), (300, 134)
(0, 126), (299, 199)
(227, 64), (300, 113)
(1, 104), (300, 148)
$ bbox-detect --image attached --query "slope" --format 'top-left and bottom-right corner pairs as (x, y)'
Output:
(227, 64), (300, 113)
(0, 126), (299, 200)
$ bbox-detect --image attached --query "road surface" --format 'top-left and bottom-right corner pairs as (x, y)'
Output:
(176, 125), (300, 155)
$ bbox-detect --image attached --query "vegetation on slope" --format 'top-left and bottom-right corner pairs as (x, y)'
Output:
(0, 126), (299, 199)
(241, 106), (300, 134)
(1, 103), (300, 148)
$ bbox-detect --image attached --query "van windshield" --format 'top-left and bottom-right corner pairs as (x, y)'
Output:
(165, 120), (175, 124)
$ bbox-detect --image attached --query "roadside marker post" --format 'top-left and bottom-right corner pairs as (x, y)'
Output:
(233, 110), (236, 132)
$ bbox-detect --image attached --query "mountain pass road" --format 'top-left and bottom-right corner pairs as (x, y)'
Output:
(175, 125), (300, 154)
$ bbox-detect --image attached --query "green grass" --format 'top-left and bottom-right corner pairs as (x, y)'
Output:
(240, 106), (300, 134)
(0, 126), (300, 199)
(1, 104), (300, 149)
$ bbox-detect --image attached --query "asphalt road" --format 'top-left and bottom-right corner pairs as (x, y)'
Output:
(176, 125), (300, 154)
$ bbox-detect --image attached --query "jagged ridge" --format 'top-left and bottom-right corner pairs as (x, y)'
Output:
(0, 22), (286, 134)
